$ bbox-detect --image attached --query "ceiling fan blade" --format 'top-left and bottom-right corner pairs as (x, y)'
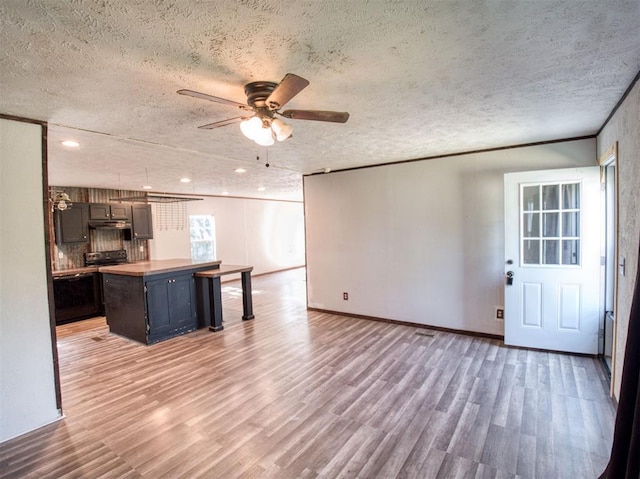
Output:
(280, 109), (349, 123)
(197, 116), (251, 129)
(177, 89), (252, 111)
(266, 73), (310, 110)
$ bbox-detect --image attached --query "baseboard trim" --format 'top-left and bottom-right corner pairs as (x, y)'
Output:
(306, 307), (504, 341)
(220, 265), (304, 283)
(0, 413), (64, 445)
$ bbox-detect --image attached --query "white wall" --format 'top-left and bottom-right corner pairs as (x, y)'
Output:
(149, 196), (305, 276)
(597, 76), (640, 398)
(0, 118), (60, 442)
(305, 139), (596, 336)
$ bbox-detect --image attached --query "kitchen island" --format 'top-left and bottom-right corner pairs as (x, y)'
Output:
(100, 259), (221, 344)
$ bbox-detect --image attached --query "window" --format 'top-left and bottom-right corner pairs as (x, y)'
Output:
(189, 215), (216, 261)
(521, 182), (581, 266)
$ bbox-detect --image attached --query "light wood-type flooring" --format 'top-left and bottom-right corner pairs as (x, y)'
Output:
(0, 268), (616, 478)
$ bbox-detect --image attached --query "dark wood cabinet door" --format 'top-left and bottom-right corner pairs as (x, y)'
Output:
(109, 203), (131, 220)
(131, 204), (153, 240)
(89, 203), (111, 220)
(169, 275), (196, 330)
(145, 277), (172, 339)
(89, 203), (131, 220)
(55, 203), (89, 244)
(145, 274), (196, 342)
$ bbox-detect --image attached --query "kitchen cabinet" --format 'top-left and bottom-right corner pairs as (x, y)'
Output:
(89, 203), (131, 221)
(55, 203), (89, 244)
(145, 274), (196, 343)
(129, 204), (153, 240)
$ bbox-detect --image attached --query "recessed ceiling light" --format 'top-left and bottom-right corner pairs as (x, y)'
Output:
(142, 185), (152, 190)
(221, 191), (229, 196)
(61, 140), (80, 147)
(180, 177), (191, 183)
(234, 168), (247, 174)
(257, 186), (266, 192)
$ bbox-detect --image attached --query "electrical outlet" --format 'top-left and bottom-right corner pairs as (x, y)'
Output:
(343, 292), (349, 300)
(58, 251), (64, 259)
(496, 308), (504, 319)
(139, 245), (144, 252)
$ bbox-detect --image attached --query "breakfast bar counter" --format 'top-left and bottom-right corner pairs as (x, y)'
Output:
(195, 264), (255, 332)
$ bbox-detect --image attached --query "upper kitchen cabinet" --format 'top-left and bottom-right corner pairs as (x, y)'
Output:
(55, 203), (89, 244)
(89, 203), (131, 221)
(128, 204), (153, 240)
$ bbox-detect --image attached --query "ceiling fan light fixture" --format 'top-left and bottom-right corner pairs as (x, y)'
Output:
(182, 73), (349, 149)
(253, 125), (275, 146)
(240, 116), (263, 140)
(271, 118), (293, 142)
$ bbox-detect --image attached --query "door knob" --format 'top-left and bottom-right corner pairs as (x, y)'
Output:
(506, 270), (514, 285)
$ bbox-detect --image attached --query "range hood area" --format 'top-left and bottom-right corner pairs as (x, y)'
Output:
(88, 220), (132, 230)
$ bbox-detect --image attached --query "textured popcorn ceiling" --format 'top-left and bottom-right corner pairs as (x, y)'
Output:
(1, 1), (639, 201)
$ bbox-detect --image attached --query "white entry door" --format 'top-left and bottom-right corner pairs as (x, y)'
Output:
(504, 167), (601, 354)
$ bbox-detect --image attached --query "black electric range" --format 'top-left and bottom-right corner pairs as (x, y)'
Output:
(84, 249), (128, 266)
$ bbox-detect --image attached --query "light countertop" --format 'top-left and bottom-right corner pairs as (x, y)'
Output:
(98, 259), (221, 277)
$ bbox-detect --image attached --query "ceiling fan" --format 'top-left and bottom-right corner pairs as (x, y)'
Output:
(177, 73), (349, 146)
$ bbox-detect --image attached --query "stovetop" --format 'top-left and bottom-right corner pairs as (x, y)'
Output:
(84, 249), (128, 266)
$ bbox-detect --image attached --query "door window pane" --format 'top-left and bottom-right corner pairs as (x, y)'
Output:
(542, 184), (559, 210)
(523, 240), (540, 264)
(542, 213), (559, 237)
(562, 240), (579, 265)
(562, 212), (580, 237)
(562, 183), (580, 209)
(543, 240), (559, 265)
(523, 213), (539, 237)
(523, 186), (540, 211)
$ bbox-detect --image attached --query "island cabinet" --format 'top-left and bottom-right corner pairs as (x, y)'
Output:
(145, 273), (195, 343)
(99, 259), (221, 344)
(102, 271), (196, 344)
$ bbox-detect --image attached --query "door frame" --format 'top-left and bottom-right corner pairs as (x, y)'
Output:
(599, 142), (619, 395)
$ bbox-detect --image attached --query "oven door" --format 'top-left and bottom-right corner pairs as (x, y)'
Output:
(53, 272), (102, 324)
